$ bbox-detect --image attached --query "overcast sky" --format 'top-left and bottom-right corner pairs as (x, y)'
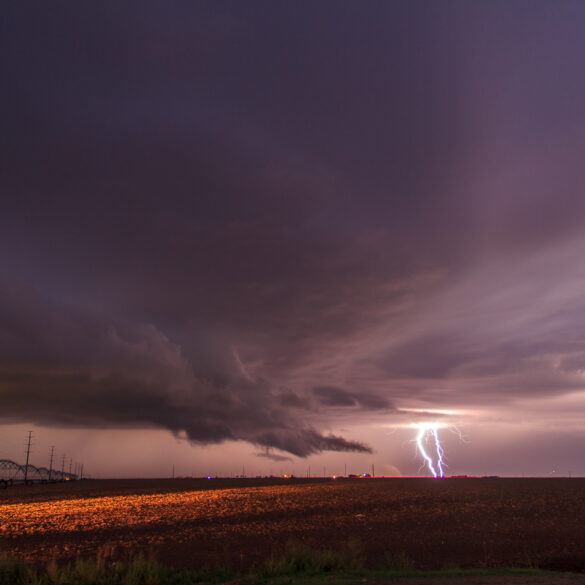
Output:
(2, 1), (585, 478)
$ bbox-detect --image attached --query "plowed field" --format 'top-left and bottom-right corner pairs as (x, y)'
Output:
(1, 478), (585, 572)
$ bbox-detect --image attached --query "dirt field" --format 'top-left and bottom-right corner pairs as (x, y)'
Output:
(1, 477), (585, 575)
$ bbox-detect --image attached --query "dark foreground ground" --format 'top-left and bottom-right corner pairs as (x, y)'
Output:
(1, 477), (585, 576)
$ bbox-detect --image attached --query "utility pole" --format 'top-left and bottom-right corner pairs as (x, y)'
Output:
(80, 464), (84, 480)
(61, 454), (65, 480)
(24, 431), (33, 484)
(344, 463), (347, 477)
(48, 446), (55, 481)
(69, 458), (72, 475)
(372, 464), (375, 478)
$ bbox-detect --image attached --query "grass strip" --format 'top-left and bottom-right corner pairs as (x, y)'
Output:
(0, 546), (568, 585)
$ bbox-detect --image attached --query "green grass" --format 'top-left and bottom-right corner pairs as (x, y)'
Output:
(0, 546), (568, 585)
(261, 538), (365, 577)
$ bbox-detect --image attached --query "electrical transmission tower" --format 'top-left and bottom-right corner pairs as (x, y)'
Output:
(23, 431), (33, 483)
(49, 446), (55, 481)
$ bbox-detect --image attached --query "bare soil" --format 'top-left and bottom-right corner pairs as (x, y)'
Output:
(1, 477), (585, 578)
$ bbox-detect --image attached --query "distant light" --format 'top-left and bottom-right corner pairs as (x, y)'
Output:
(207, 476), (212, 480)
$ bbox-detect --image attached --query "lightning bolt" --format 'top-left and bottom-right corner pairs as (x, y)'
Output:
(414, 422), (446, 478)
(432, 426), (445, 478)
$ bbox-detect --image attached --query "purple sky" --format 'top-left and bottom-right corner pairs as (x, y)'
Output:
(2, 2), (585, 478)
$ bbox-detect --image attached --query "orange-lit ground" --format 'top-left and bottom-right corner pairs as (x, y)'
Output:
(1, 478), (585, 571)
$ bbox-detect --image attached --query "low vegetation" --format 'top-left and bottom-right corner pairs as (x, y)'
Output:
(0, 546), (558, 585)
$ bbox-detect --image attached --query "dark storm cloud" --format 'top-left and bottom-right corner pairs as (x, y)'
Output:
(0, 283), (370, 455)
(256, 449), (293, 463)
(2, 0), (585, 452)
(313, 387), (357, 407)
(312, 386), (392, 410)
